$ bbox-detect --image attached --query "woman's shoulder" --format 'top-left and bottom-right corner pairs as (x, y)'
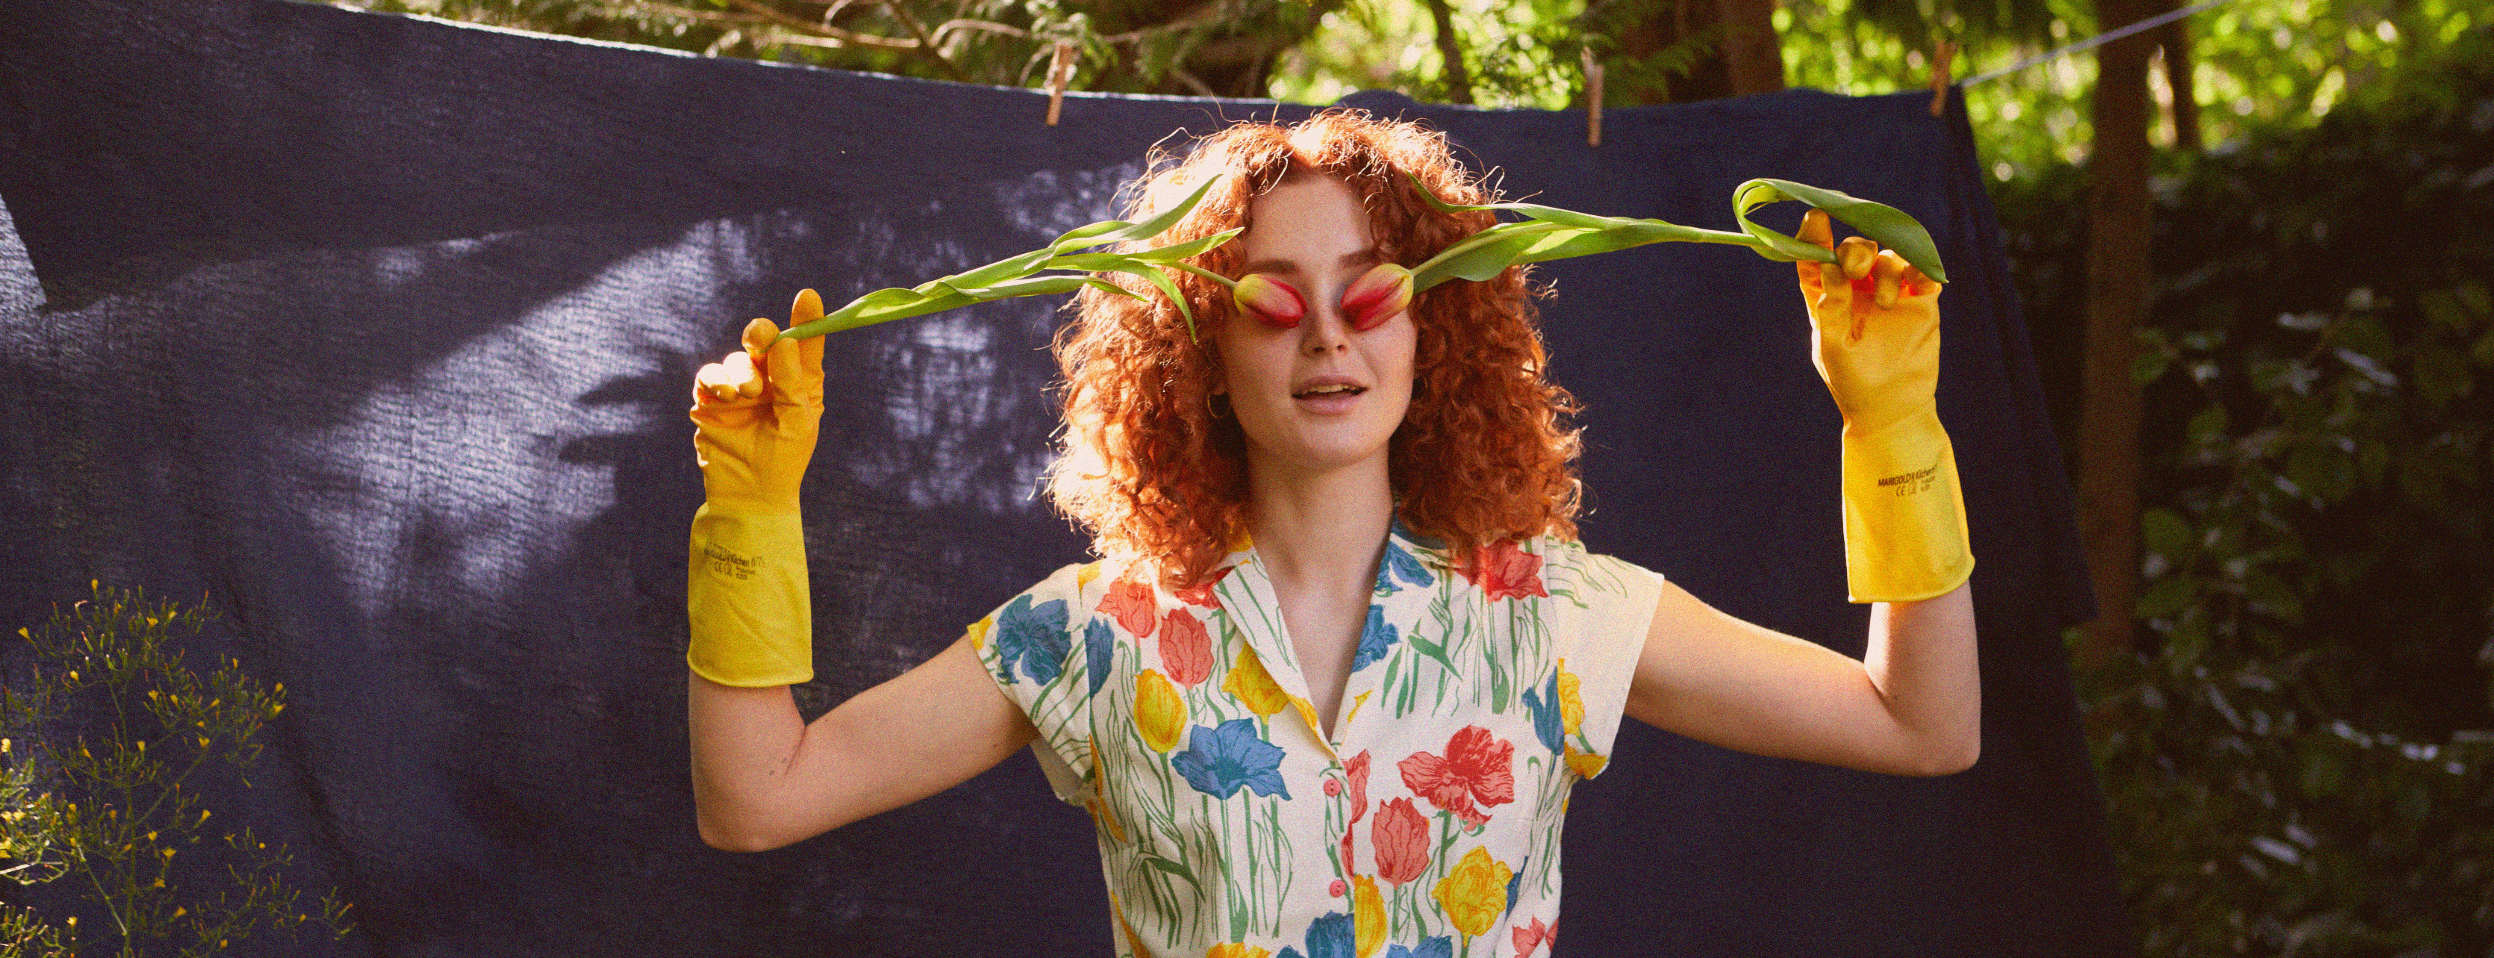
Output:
(1517, 533), (1665, 600)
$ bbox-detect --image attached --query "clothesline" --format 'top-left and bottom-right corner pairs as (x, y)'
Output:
(1960, 0), (2249, 87)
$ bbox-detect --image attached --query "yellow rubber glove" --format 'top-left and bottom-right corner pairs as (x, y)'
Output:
(686, 289), (827, 687)
(1796, 209), (1975, 603)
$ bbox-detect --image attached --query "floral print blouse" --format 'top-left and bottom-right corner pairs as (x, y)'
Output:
(969, 520), (1665, 958)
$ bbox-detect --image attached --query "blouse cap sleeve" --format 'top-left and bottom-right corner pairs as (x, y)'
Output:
(1545, 539), (1666, 781)
(969, 561), (1102, 806)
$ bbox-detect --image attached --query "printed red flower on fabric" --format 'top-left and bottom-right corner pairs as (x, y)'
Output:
(1372, 797), (1431, 885)
(1456, 539), (1546, 601)
(1396, 725), (1515, 829)
(1340, 822), (1357, 876)
(1512, 916), (1555, 956)
(1345, 749), (1372, 823)
(1098, 576), (1158, 638)
(1158, 608), (1213, 686)
(1173, 568), (1226, 609)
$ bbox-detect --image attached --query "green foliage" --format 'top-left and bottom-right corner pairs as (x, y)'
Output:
(339, 0), (1329, 95)
(1996, 28), (2494, 956)
(0, 585), (355, 958)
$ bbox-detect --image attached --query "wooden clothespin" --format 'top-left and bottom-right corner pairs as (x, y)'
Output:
(1045, 41), (1076, 127)
(1582, 44), (1604, 147)
(1927, 39), (1955, 117)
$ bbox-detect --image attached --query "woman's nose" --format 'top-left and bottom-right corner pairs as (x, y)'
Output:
(1301, 289), (1351, 354)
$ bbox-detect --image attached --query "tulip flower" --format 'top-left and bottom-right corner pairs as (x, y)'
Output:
(742, 170), (1944, 347)
(1231, 274), (1307, 328)
(1342, 262), (1414, 330)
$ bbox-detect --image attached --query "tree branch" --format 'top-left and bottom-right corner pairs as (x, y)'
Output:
(1422, 0), (1474, 104)
(875, 0), (972, 82)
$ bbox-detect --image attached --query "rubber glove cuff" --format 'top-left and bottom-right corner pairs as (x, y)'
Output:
(687, 500), (813, 687)
(1839, 406), (1975, 603)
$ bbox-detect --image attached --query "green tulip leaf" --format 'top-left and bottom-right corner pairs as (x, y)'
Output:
(1732, 178), (1948, 283)
(1402, 170), (1948, 290)
(776, 174), (1233, 342)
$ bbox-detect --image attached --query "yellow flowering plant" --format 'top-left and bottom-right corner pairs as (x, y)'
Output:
(0, 584), (355, 957)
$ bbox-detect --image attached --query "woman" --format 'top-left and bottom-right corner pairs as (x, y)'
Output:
(684, 109), (1977, 957)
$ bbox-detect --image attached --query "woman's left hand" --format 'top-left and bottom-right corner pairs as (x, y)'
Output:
(1794, 208), (1945, 437)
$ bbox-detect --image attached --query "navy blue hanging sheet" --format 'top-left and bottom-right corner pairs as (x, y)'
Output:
(0, 0), (2126, 953)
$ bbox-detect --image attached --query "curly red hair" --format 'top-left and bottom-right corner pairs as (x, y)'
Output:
(1045, 108), (1584, 589)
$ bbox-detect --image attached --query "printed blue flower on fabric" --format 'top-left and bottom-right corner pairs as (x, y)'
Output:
(1505, 854), (1530, 920)
(1171, 718), (1291, 800)
(993, 595), (1069, 685)
(1383, 938), (1455, 958)
(1085, 618), (1113, 698)
(1374, 537), (1435, 596)
(1521, 670), (1563, 754)
(1276, 911), (1355, 958)
(1352, 604), (1399, 672)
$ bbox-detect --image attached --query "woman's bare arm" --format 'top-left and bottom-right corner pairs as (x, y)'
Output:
(1622, 580), (1978, 777)
(689, 632), (1039, 851)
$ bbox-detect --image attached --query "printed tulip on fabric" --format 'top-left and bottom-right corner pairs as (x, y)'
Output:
(1345, 750), (1371, 822)
(1159, 609), (1214, 686)
(1456, 539), (1547, 601)
(1511, 917), (1555, 957)
(1085, 619), (1115, 698)
(1397, 726), (1516, 829)
(1432, 847), (1514, 938)
(1233, 273), (1307, 328)
(1353, 877), (1387, 957)
(1098, 576), (1158, 637)
(1352, 605), (1398, 671)
(1224, 645), (1292, 718)
(1520, 671), (1564, 755)
(1275, 911), (1356, 958)
(1135, 670), (1186, 753)
(1375, 538), (1434, 595)
(1555, 661), (1585, 738)
(992, 594), (1071, 684)
(1372, 797), (1432, 885)
(1172, 718), (1292, 800)
(1383, 941), (1455, 958)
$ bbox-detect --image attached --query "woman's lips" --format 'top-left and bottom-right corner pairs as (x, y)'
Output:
(1292, 385), (1367, 413)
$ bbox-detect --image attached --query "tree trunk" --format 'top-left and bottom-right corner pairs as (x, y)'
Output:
(1601, 0), (1784, 105)
(2075, 0), (2164, 669)
(2158, 17), (2201, 151)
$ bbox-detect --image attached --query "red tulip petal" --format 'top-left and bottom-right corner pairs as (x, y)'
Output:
(1342, 263), (1413, 330)
(1233, 274), (1305, 328)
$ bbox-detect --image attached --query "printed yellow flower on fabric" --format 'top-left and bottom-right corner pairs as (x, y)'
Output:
(1431, 846), (1513, 937)
(1114, 895), (1153, 956)
(1353, 875), (1387, 957)
(1223, 646), (1291, 718)
(1206, 944), (1273, 958)
(1564, 744), (1608, 780)
(1137, 669), (1186, 752)
(966, 616), (992, 653)
(1555, 659), (1585, 738)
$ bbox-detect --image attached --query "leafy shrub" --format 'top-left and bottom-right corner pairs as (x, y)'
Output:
(1993, 27), (2494, 957)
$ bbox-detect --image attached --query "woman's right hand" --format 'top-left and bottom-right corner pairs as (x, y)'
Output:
(690, 290), (826, 507)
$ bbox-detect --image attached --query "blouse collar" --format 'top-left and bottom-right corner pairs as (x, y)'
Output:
(1210, 512), (1457, 579)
